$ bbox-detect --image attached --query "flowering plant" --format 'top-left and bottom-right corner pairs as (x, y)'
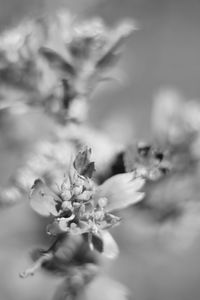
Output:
(19, 147), (144, 300)
(3, 7), (200, 300)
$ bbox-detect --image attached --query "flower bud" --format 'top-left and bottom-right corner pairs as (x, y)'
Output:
(61, 200), (72, 210)
(61, 189), (72, 201)
(76, 190), (93, 201)
(61, 177), (71, 191)
(98, 197), (107, 208)
(73, 185), (83, 196)
(94, 210), (104, 220)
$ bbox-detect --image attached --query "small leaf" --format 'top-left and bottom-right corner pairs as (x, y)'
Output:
(73, 148), (95, 177)
(96, 51), (120, 70)
(73, 148), (91, 173)
(30, 179), (62, 216)
(83, 162), (96, 178)
(95, 173), (145, 211)
(91, 234), (103, 253)
(53, 234), (84, 263)
(96, 21), (135, 70)
(39, 47), (75, 76)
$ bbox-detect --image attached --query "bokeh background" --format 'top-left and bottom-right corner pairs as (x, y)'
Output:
(1, 0), (200, 299)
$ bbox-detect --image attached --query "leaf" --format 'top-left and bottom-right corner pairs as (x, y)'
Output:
(95, 173), (145, 211)
(83, 162), (96, 178)
(91, 234), (103, 253)
(39, 47), (75, 76)
(73, 148), (95, 178)
(96, 21), (135, 70)
(96, 51), (120, 70)
(30, 179), (62, 217)
(73, 148), (91, 173)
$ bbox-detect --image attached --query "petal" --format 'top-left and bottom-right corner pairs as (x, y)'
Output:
(101, 230), (119, 259)
(95, 173), (145, 211)
(30, 179), (62, 217)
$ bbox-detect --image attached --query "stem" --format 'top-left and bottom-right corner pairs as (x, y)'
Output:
(19, 252), (53, 278)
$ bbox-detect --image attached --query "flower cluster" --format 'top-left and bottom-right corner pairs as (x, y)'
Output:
(20, 148), (145, 280)
(30, 148), (144, 250)
(124, 142), (171, 181)
(131, 90), (200, 243)
(0, 11), (135, 122)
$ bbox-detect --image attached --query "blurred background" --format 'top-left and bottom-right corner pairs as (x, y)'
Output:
(1, 0), (200, 299)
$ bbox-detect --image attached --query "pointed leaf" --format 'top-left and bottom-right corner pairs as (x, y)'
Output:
(83, 162), (96, 178)
(96, 21), (135, 70)
(39, 47), (75, 76)
(73, 148), (95, 177)
(91, 234), (103, 253)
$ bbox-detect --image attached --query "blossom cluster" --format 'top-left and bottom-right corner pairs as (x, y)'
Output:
(131, 90), (200, 249)
(124, 142), (171, 181)
(0, 11), (134, 122)
(19, 147), (145, 281)
(30, 148), (144, 251)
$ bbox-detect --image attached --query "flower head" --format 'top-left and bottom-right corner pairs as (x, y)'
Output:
(0, 11), (135, 123)
(30, 147), (145, 253)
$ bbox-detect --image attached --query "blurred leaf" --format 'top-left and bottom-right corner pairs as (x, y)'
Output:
(96, 21), (135, 70)
(39, 47), (76, 76)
